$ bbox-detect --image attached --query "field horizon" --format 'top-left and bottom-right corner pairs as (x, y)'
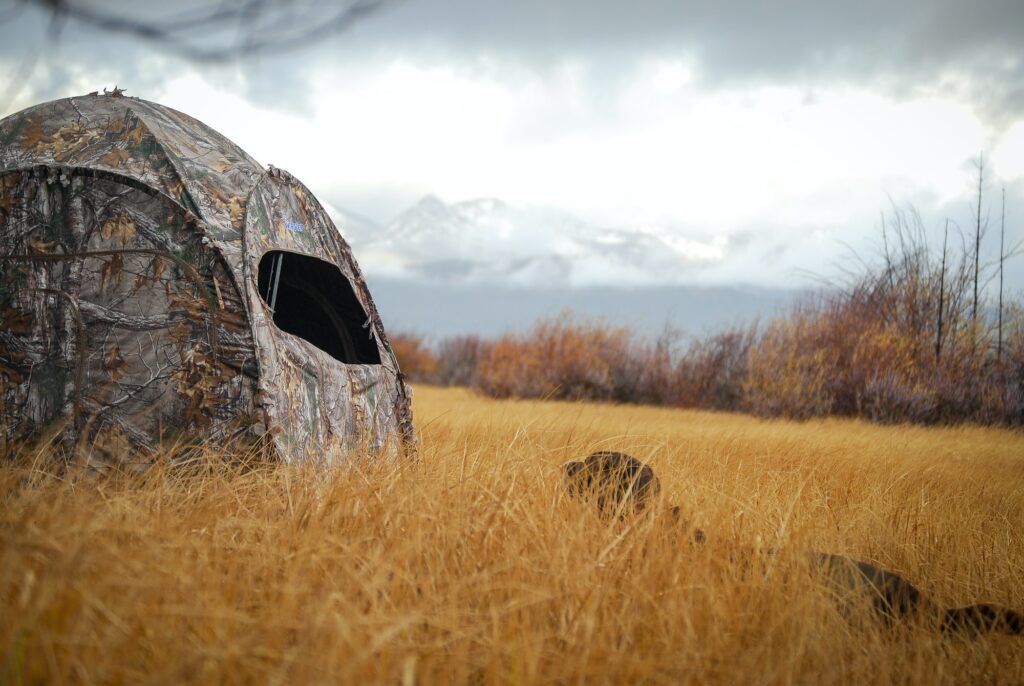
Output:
(3, 385), (1023, 684)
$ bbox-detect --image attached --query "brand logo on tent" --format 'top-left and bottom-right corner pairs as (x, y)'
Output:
(284, 221), (305, 233)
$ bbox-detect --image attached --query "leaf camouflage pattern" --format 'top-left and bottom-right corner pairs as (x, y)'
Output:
(0, 92), (415, 469)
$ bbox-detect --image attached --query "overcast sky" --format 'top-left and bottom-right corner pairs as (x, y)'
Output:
(1, 0), (1022, 291)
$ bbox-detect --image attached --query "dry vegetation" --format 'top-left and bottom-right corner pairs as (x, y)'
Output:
(392, 285), (1024, 425)
(3, 386), (1024, 684)
(392, 198), (1024, 427)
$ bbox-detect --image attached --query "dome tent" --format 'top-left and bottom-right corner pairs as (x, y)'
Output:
(0, 91), (415, 467)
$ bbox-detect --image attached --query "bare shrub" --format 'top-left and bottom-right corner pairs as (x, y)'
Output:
(389, 332), (438, 383)
(675, 325), (757, 411)
(435, 335), (486, 387)
(743, 310), (835, 419)
(741, 202), (1022, 426)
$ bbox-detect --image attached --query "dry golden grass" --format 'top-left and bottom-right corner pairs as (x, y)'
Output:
(2, 385), (1024, 684)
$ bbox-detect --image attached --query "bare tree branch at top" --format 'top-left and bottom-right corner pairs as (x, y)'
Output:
(20, 0), (392, 62)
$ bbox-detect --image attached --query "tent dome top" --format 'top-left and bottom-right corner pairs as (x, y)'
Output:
(0, 91), (266, 242)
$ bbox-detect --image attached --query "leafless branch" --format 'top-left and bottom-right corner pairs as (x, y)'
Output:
(23, 0), (392, 62)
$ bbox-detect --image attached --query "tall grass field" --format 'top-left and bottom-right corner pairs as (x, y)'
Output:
(3, 386), (1023, 684)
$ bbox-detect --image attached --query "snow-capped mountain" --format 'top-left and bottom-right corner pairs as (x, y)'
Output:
(322, 202), (385, 248)
(322, 195), (796, 336)
(340, 195), (729, 288)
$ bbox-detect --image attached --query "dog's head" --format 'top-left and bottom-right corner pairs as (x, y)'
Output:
(563, 453), (706, 542)
(563, 451), (661, 517)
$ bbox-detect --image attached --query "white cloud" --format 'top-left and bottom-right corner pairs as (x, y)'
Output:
(61, 54), (1018, 289)
(992, 121), (1024, 181)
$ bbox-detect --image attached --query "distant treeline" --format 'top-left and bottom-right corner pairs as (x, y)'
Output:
(390, 198), (1023, 426)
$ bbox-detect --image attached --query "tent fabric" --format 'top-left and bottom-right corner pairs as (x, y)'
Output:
(0, 92), (414, 467)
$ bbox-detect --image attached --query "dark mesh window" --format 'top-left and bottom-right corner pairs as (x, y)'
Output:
(257, 251), (381, 364)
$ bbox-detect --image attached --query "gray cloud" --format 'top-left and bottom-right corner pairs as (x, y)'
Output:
(4, 0), (1023, 123)
(331, 0), (1024, 123)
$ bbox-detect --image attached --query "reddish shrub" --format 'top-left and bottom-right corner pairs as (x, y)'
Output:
(389, 332), (437, 382)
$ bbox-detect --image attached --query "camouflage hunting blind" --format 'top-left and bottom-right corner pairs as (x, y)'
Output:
(0, 92), (415, 467)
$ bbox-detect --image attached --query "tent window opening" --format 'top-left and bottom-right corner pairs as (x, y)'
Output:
(257, 251), (381, 365)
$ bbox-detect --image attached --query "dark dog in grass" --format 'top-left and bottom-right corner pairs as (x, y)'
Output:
(563, 451), (660, 517)
(563, 451), (1023, 637)
(563, 451), (705, 542)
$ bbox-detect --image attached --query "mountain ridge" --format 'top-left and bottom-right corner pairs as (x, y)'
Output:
(330, 194), (733, 288)
(324, 194), (800, 336)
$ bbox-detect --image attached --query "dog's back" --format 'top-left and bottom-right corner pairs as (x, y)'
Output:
(813, 553), (1023, 635)
(813, 552), (925, 621)
(562, 451), (1023, 636)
